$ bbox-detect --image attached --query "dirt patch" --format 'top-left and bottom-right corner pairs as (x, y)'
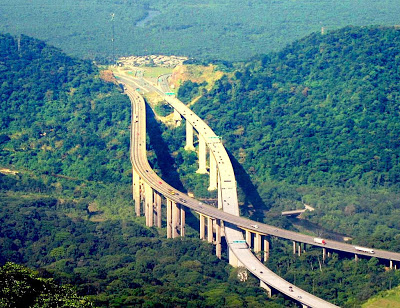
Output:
(100, 70), (118, 84)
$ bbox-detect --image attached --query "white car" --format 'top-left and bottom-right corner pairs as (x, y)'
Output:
(251, 224), (259, 229)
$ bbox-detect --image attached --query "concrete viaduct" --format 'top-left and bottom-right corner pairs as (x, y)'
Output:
(117, 72), (400, 307)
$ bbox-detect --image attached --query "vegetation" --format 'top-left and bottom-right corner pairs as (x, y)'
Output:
(186, 26), (400, 239)
(2, 1), (400, 61)
(362, 285), (400, 308)
(0, 32), (285, 307)
(265, 238), (400, 307)
(0, 262), (93, 308)
(0, 33), (131, 184)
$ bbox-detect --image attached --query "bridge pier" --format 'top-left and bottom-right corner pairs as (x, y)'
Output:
(293, 241), (296, 255)
(199, 214), (205, 240)
(173, 109), (182, 127)
(180, 205), (186, 237)
(216, 219), (222, 259)
(355, 254), (358, 262)
(254, 233), (262, 260)
(185, 121), (195, 151)
(208, 153), (217, 190)
(264, 237), (270, 262)
(217, 176), (223, 209)
(323, 247), (326, 262)
(132, 170), (141, 216)
(260, 280), (272, 298)
(207, 217), (213, 243)
(167, 198), (172, 238)
(155, 192), (162, 228)
(172, 200), (179, 238)
(298, 243), (302, 256)
(228, 247), (242, 267)
(245, 230), (251, 246)
(144, 183), (154, 227)
(197, 135), (208, 174)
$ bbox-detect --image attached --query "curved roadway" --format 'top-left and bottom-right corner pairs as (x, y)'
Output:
(119, 72), (400, 307)
(122, 75), (339, 307)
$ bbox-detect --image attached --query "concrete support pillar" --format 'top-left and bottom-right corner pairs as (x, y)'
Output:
(133, 170), (141, 216)
(255, 233), (262, 260)
(145, 183), (153, 227)
(197, 135), (207, 174)
(208, 153), (217, 190)
(323, 248), (326, 262)
(155, 192), (162, 228)
(166, 199), (172, 239)
(245, 230), (251, 246)
(173, 109), (182, 127)
(199, 214), (205, 240)
(355, 254), (358, 262)
(140, 180), (145, 203)
(172, 201), (179, 238)
(217, 175), (223, 210)
(293, 241), (297, 255)
(185, 121), (195, 151)
(228, 247), (239, 267)
(216, 219), (221, 259)
(328, 251), (331, 258)
(264, 237), (270, 262)
(260, 281), (272, 298)
(390, 260), (393, 269)
(207, 217), (213, 243)
(180, 205), (185, 237)
(298, 243), (301, 256)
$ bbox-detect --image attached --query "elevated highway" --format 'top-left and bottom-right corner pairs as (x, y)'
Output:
(119, 72), (400, 307)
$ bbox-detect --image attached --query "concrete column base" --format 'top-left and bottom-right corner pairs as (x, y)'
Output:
(260, 281), (272, 297)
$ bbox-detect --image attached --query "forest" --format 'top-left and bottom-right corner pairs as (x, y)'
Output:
(2, 25), (400, 306)
(181, 26), (400, 244)
(1, 0), (400, 61)
(0, 33), (286, 307)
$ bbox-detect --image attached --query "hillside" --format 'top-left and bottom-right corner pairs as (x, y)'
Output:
(186, 26), (400, 241)
(2, 0), (400, 61)
(0, 33), (286, 307)
(362, 285), (400, 308)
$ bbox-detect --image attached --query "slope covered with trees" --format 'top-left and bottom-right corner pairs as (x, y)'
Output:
(0, 33), (131, 183)
(187, 26), (400, 241)
(0, 33), (286, 307)
(2, 0), (400, 61)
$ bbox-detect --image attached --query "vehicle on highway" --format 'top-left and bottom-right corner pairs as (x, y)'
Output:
(158, 181), (162, 184)
(314, 238), (326, 245)
(354, 246), (375, 254)
(251, 224), (259, 229)
(168, 189), (177, 195)
(179, 198), (187, 203)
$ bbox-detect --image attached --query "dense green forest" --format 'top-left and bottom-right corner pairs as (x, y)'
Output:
(1, 0), (400, 61)
(0, 262), (92, 307)
(182, 26), (400, 241)
(0, 33), (131, 183)
(0, 33), (286, 307)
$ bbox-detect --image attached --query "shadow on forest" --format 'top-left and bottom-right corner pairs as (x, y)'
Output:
(228, 151), (271, 221)
(145, 105), (201, 233)
(145, 104), (185, 192)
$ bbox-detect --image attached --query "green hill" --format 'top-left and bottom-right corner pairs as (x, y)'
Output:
(362, 286), (400, 308)
(2, 0), (400, 61)
(187, 26), (400, 242)
(0, 33), (285, 307)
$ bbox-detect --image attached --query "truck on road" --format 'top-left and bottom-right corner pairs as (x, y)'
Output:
(314, 238), (326, 245)
(354, 246), (375, 254)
